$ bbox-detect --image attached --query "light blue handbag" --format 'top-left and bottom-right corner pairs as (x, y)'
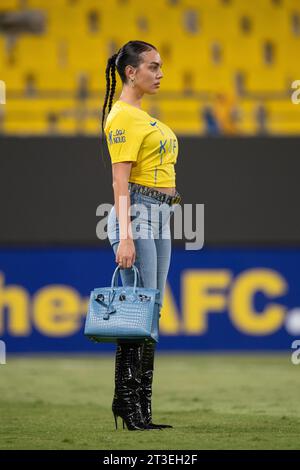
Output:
(84, 264), (161, 343)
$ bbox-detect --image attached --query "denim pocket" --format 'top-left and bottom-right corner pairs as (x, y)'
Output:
(132, 192), (162, 207)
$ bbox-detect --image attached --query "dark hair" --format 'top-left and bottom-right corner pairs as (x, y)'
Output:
(100, 40), (157, 168)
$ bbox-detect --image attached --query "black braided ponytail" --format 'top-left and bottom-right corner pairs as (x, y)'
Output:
(100, 40), (157, 168)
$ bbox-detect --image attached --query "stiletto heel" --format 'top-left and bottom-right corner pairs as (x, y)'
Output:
(113, 412), (118, 430)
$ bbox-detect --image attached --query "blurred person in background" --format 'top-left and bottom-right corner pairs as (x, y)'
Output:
(182, 70), (194, 96)
(202, 105), (220, 136)
(24, 72), (37, 97)
(255, 102), (269, 135)
(214, 92), (240, 135)
(101, 40), (181, 431)
(75, 72), (89, 134)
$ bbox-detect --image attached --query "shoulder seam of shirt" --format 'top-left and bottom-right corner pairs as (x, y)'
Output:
(113, 103), (147, 120)
(105, 108), (145, 134)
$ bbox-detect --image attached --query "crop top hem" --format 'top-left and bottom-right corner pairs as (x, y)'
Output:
(128, 178), (176, 188)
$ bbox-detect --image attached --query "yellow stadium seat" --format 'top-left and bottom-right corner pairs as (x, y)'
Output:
(247, 66), (286, 92)
(0, 36), (6, 68)
(0, 0), (299, 135)
(227, 36), (259, 70)
(1, 66), (25, 90)
(67, 37), (106, 70)
(0, 0), (18, 9)
(194, 65), (233, 94)
(15, 36), (58, 69)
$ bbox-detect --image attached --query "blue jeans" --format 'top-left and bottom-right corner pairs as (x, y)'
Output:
(107, 191), (174, 314)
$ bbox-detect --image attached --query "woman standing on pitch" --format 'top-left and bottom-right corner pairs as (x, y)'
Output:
(101, 40), (181, 431)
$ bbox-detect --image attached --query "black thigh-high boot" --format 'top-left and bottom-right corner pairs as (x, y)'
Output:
(112, 341), (148, 431)
(139, 340), (173, 429)
(112, 344), (123, 426)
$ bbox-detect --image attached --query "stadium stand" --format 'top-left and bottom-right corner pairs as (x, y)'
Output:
(0, 0), (299, 135)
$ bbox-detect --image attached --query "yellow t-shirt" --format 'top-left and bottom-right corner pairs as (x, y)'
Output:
(104, 100), (178, 187)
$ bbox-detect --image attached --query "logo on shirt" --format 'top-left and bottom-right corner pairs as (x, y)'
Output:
(159, 139), (167, 154)
(158, 138), (177, 164)
(149, 120), (165, 136)
(108, 128), (126, 145)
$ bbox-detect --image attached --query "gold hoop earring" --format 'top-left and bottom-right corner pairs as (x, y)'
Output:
(130, 77), (135, 88)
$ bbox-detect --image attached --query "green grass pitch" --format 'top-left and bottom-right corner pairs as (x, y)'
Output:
(1, 353), (300, 450)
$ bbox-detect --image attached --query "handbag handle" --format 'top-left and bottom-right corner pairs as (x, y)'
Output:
(111, 264), (140, 293)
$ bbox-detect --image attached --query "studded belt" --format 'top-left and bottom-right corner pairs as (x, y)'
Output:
(128, 182), (182, 206)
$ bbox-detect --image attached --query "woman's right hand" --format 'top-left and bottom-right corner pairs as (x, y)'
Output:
(116, 239), (136, 269)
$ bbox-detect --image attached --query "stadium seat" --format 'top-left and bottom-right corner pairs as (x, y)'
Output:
(0, 0), (298, 135)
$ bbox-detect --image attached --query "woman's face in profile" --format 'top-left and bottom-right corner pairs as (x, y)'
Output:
(132, 49), (163, 95)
